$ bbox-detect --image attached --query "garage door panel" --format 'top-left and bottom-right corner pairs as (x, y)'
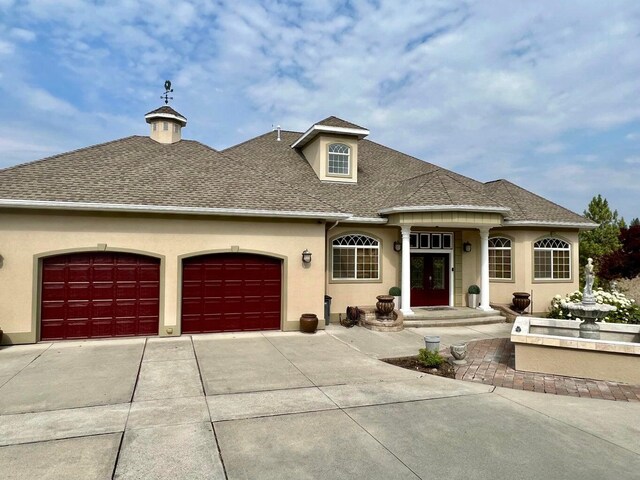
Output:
(42, 283), (66, 302)
(41, 252), (160, 340)
(181, 253), (281, 333)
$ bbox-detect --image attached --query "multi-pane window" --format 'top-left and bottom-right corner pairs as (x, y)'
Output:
(332, 234), (379, 280)
(489, 237), (512, 280)
(534, 238), (571, 280)
(328, 143), (350, 175)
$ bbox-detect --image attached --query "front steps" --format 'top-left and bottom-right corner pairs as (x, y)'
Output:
(402, 307), (506, 328)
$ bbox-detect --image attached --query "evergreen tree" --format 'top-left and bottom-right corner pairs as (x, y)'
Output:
(631, 217), (640, 227)
(579, 194), (624, 282)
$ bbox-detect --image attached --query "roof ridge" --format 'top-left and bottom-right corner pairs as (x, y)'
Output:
(0, 135), (142, 174)
(438, 170), (508, 208)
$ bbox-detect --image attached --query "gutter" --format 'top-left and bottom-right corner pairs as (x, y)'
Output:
(503, 220), (598, 230)
(0, 199), (351, 221)
(378, 205), (511, 215)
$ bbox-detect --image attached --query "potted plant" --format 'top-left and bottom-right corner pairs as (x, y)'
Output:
(388, 286), (401, 308)
(467, 285), (480, 308)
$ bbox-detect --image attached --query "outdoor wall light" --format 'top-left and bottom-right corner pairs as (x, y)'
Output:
(463, 242), (472, 253)
(301, 249), (312, 264)
(393, 241), (402, 252)
(0, 254), (3, 268)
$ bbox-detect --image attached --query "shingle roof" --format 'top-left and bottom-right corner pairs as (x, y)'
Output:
(315, 116), (367, 130)
(0, 136), (344, 217)
(0, 115), (593, 226)
(145, 106), (186, 118)
(484, 179), (595, 226)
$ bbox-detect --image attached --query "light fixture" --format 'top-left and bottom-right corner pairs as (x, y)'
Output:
(393, 241), (402, 252)
(463, 242), (472, 253)
(0, 254), (3, 268)
(301, 249), (312, 264)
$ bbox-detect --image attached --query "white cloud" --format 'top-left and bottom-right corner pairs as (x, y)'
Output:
(624, 156), (640, 165)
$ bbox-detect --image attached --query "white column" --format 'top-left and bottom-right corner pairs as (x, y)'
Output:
(479, 227), (492, 311)
(401, 226), (414, 316)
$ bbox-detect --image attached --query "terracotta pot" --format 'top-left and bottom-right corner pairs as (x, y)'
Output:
(512, 292), (531, 312)
(375, 295), (395, 317)
(299, 314), (318, 334)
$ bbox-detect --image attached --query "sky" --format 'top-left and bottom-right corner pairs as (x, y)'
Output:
(1, 0), (639, 221)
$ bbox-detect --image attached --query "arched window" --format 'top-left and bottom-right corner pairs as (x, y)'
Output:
(489, 237), (512, 280)
(328, 143), (350, 175)
(332, 234), (379, 280)
(534, 238), (571, 280)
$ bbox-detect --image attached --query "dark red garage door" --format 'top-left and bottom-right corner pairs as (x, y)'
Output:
(181, 253), (281, 333)
(41, 252), (160, 340)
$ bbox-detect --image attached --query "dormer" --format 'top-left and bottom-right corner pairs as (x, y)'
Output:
(145, 106), (187, 144)
(292, 116), (369, 183)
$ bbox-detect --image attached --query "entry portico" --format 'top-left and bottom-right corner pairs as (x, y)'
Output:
(386, 209), (506, 315)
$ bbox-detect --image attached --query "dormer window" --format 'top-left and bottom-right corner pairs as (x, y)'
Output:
(328, 143), (350, 175)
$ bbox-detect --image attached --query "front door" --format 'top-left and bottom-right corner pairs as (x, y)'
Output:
(410, 253), (450, 307)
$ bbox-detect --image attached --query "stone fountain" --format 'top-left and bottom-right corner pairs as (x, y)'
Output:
(565, 258), (616, 340)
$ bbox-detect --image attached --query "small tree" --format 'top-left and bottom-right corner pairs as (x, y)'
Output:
(599, 225), (640, 280)
(579, 195), (624, 284)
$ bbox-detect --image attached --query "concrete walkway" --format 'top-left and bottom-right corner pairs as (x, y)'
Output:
(0, 325), (639, 479)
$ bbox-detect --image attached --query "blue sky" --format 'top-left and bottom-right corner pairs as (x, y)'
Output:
(1, 0), (639, 220)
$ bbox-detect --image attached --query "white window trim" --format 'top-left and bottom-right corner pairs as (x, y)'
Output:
(489, 237), (512, 280)
(327, 143), (351, 176)
(331, 234), (380, 281)
(533, 238), (571, 280)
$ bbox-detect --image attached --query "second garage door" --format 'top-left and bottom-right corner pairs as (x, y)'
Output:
(181, 253), (282, 333)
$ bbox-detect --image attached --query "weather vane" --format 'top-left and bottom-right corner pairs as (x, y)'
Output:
(161, 80), (174, 105)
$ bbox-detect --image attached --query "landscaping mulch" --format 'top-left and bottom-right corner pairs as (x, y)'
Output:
(382, 356), (456, 379)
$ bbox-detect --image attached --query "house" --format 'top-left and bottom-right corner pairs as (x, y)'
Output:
(0, 105), (596, 344)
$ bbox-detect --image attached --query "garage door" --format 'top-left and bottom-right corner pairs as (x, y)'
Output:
(41, 252), (160, 340)
(181, 253), (281, 333)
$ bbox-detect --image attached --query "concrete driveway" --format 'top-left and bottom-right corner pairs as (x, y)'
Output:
(1, 326), (639, 479)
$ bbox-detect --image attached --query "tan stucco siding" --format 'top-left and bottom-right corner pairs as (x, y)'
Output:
(301, 138), (321, 180)
(0, 211), (326, 343)
(325, 225), (399, 317)
(489, 229), (580, 313)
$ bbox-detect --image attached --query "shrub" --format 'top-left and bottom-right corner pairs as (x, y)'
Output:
(468, 285), (480, 294)
(388, 286), (401, 296)
(548, 288), (640, 324)
(418, 348), (444, 367)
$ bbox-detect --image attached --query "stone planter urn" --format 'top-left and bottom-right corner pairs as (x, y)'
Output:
(512, 292), (531, 312)
(299, 313), (319, 334)
(450, 343), (468, 365)
(375, 295), (395, 319)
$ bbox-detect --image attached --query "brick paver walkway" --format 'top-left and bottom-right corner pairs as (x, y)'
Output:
(450, 338), (640, 402)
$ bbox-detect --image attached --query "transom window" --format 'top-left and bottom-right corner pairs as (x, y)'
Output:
(409, 233), (452, 250)
(489, 237), (512, 280)
(534, 238), (571, 280)
(328, 143), (350, 175)
(332, 234), (379, 280)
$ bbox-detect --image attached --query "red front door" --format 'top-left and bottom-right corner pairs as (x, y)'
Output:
(41, 252), (160, 340)
(181, 253), (282, 333)
(410, 253), (450, 307)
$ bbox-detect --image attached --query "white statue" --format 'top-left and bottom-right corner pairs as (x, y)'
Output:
(584, 258), (594, 297)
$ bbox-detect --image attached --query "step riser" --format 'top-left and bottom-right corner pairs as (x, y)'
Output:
(404, 316), (506, 328)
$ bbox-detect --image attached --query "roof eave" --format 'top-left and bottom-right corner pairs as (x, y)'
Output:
(503, 220), (598, 230)
(144, 112), (187, 127)
(378, 205), (511, 215)
(291, 125), (370, 149)
(0, 199), (350, 221)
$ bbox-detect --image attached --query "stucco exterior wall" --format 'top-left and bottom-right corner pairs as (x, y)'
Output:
(489, 228), (580, 313)
(0, 211), (326, 344)
(302, 134), (359, 183)
(325, 225), (399, 317)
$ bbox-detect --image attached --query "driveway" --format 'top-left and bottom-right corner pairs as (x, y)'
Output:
(1, 327), (639, 479)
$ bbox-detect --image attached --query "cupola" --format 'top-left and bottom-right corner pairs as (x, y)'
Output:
(145, 105), (187, 144)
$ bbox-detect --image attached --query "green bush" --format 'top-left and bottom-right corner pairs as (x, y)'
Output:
(388, 286), (401, 296)
(548, 288), (640, 324)
(418, 348), (444, 367)
(468, 284), (480, 294)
